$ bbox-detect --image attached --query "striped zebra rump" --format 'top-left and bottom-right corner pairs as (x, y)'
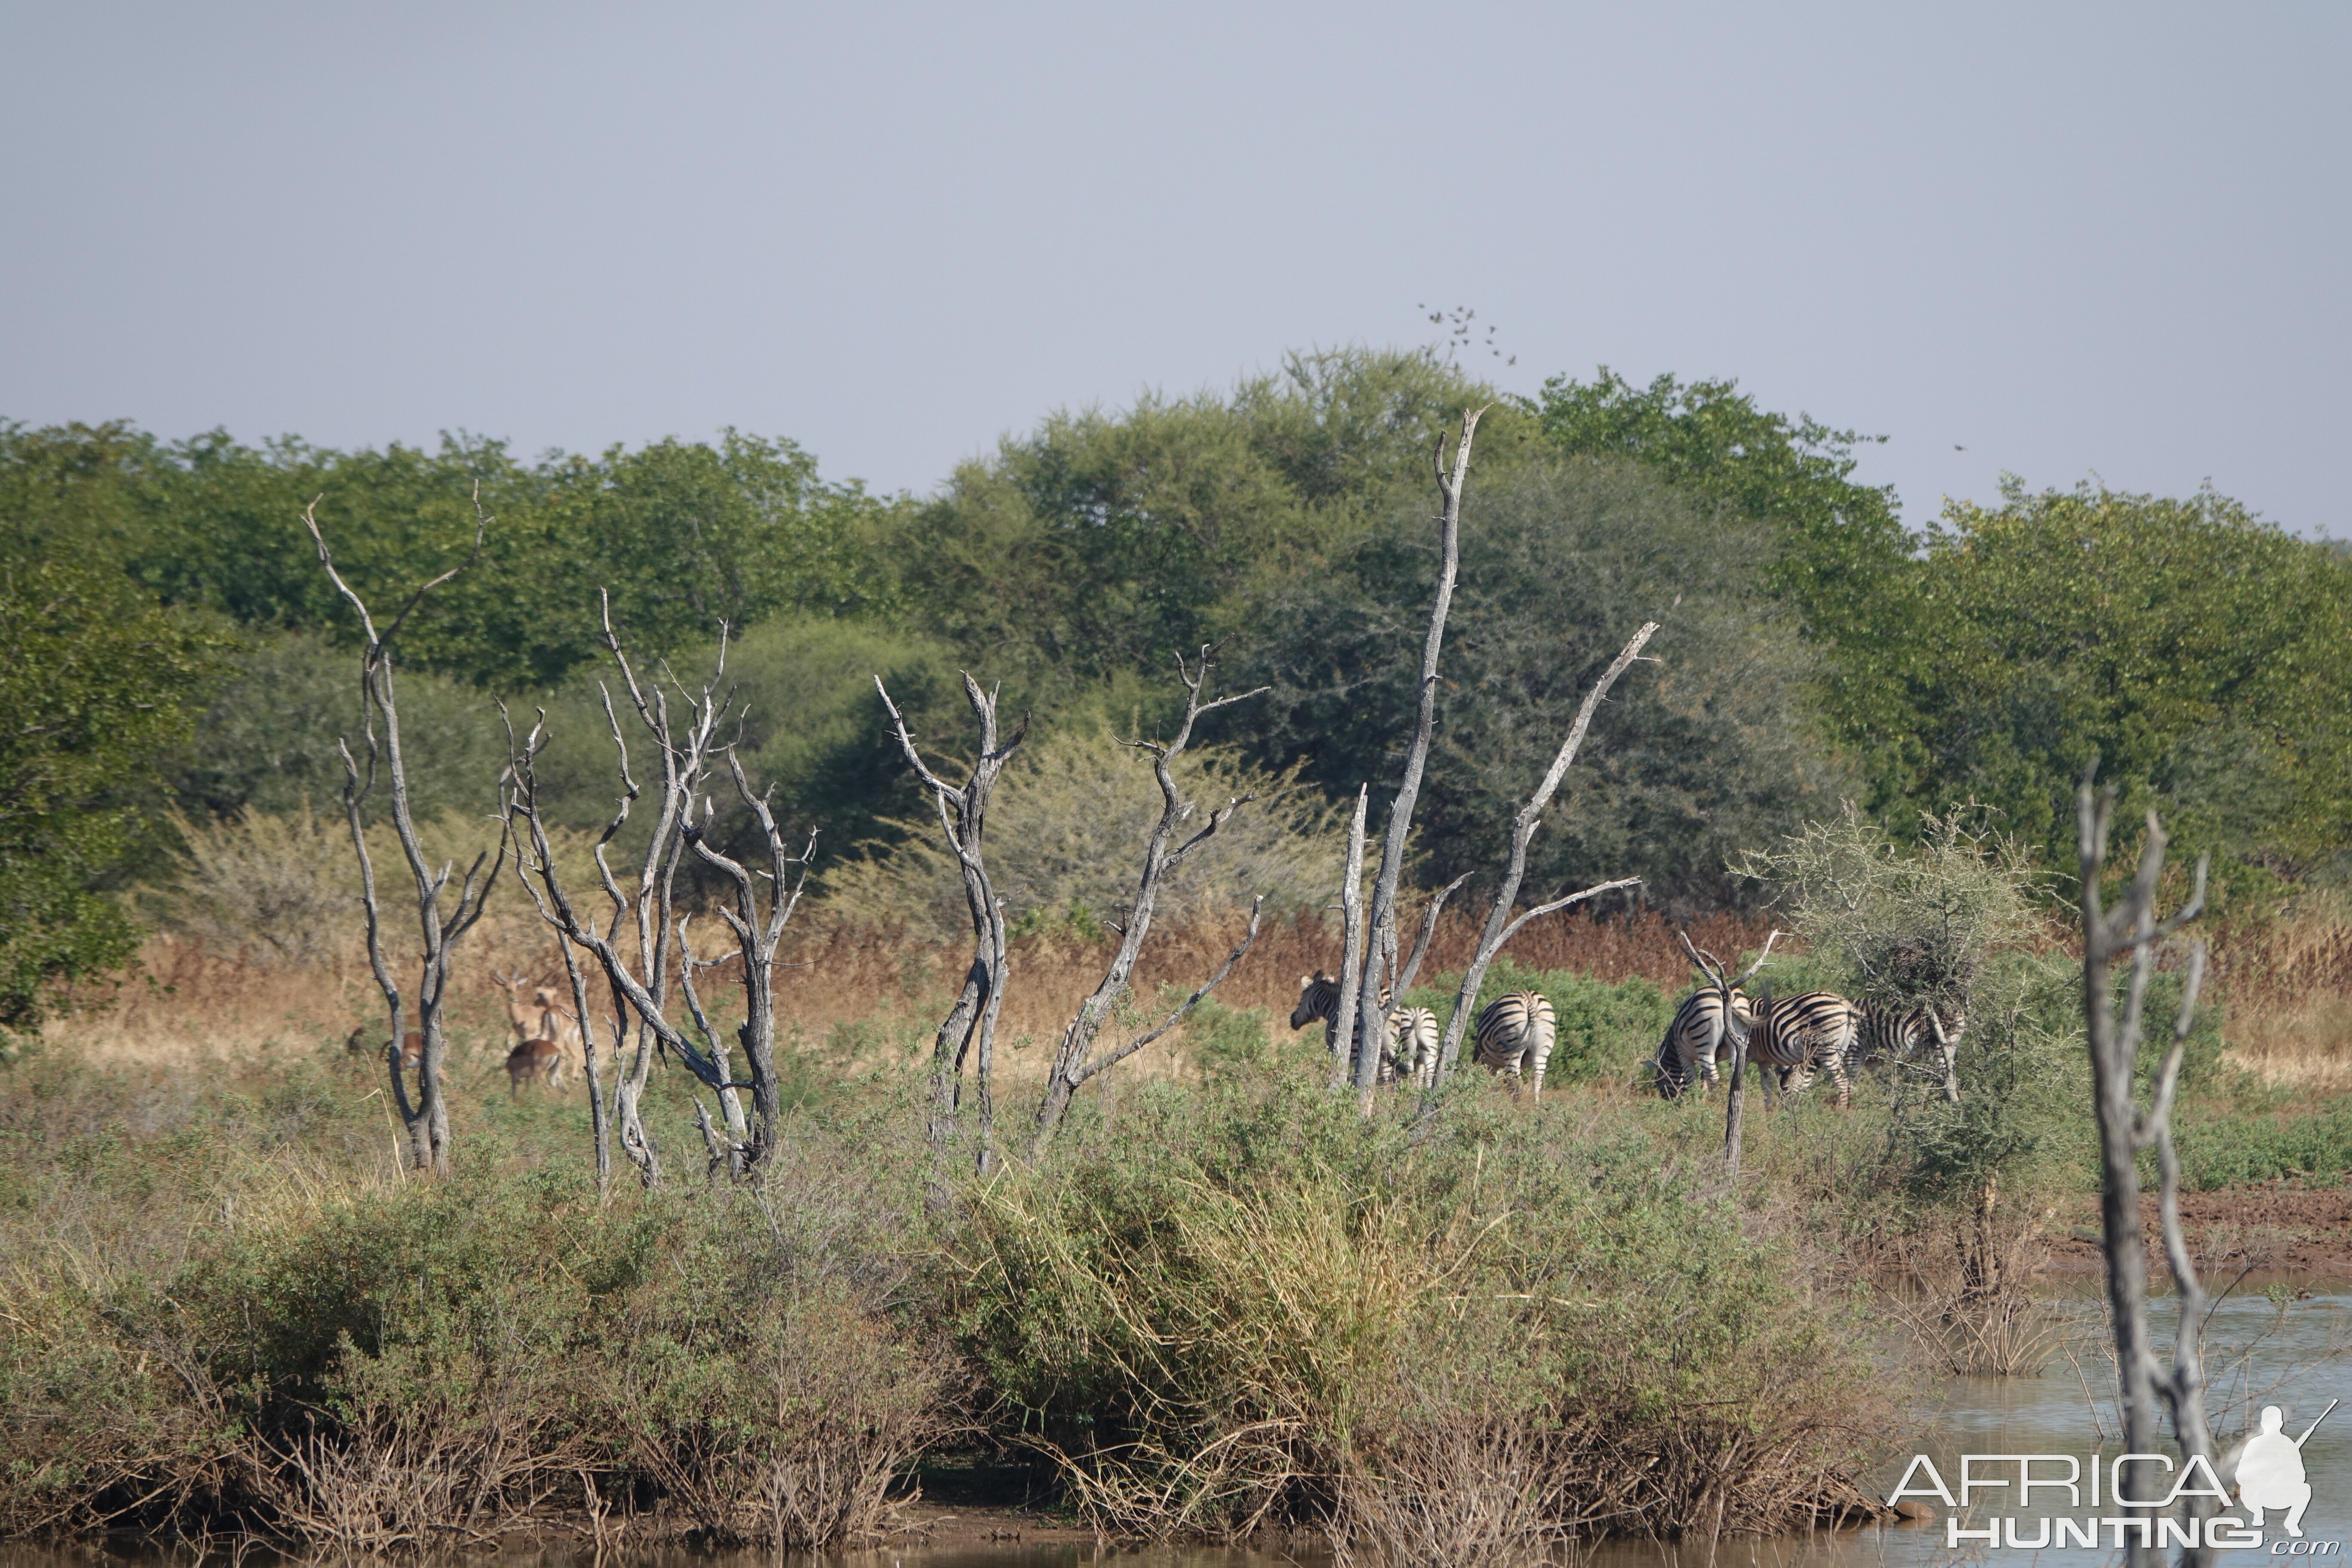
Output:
(1394, 1006), (1440, 1088)
(1652, 986), (1752, 1099)
(1851, 1001), (1965, 1102)
(1747, 992), (1862, 1108)
(1473, 992), (1559, 1096)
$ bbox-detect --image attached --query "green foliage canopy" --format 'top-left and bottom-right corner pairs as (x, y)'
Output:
(0, 420), (892, 689)
(899, 348), (1525, 692)
(1528, 369), (1913, 725)
(0, 561), (228, 1027)
(1890, 481), (2352, 881)
(1239, 458), (1842, 904)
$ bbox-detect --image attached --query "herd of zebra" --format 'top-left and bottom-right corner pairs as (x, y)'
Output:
(1289, 971), (1963, 1106)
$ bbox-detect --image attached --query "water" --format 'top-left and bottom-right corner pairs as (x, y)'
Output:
(12, 1285), (2351, 1568)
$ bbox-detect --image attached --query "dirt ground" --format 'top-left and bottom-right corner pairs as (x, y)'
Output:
(2047, 1179), (2352, 1277)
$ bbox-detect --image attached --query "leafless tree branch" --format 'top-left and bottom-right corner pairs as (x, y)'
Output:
(307, 495), (503, 1174)
(878, 672), (1024, 1181)
(1432, 621), (1659, 1090)
(1075, 897), (1266, 1084)
(1033, 644), (1267, 1145)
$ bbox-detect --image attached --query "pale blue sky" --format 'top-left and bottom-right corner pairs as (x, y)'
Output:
(3, 3), (2345, 536)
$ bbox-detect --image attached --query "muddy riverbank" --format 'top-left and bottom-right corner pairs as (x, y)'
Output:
(2048, 1178), (2352, 1274)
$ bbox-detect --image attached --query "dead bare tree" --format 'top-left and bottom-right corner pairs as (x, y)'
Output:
(503, 604), (808, 1184)
(2078, 772), (2215, 1568)
(1032, 646), (1268, 1146)
(1676, 928), (1780, 1182)
(1392, 874), (1470, 1002)
(1430, 622), (1659, 1085)
(1335, 410), (1482, 1096)
(877, 674), (1026, 1175)
(683, 748), (820, 1168)
(1327, 786), (1370, 1087)
(303, 494), (504, 1174)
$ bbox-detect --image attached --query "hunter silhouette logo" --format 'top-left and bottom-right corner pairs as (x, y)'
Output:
(2240, 1401), (2334, 1539)
(1887, 1399), (2340, 1552)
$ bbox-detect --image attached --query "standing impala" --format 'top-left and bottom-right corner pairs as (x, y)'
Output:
(504, 1036), (564, 1097)
(493, 967), (576, 1097)
(494, 968), (554, 1046)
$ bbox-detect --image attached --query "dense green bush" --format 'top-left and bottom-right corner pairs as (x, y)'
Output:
(1240, 457), (1842, 904)
(956, 1070), (1887, 1544)
(0, 559), (230, 1030)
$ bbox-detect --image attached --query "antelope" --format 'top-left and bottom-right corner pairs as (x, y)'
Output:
(346, 1025), (425, 1074)
(494, 968), (554, 1045)
(530, 985), (584, 1058)
(505, 1036), (565, 1098)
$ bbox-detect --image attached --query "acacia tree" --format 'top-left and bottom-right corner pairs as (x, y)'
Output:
(1733, 805), (2043, 1107)
(2078, 774), (2216, 1568)
(303, 496), (504, 1173)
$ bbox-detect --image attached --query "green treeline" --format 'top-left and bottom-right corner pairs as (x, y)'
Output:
(6, 347), (2350, 1020)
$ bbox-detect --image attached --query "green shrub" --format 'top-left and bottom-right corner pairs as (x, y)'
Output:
(0, 1057), (957, 1547)
(2170, 1101), (2352, 1191)
(954, 1074), (1888, 1545)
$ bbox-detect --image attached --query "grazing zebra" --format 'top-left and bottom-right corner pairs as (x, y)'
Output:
(1290, 972), (1434, 1084)
(1395, 1005), (1440, 1087)
(1651, 986), (1754, 1099)
(1745, 992), (1862, 1109)
(1473, 991), (1559, 1096)
(1850, 1000), (1966, 1100)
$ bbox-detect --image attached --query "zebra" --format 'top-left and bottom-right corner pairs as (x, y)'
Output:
(1651, 985), (1754, 1099)
(1395, 1005), (1440, 1087)
(1290, 972), (1436, 1085)
(1743, 991), (1862, 1109)
(1472, 991), (1559, 1096)
(1849, 999), (1966, 1102)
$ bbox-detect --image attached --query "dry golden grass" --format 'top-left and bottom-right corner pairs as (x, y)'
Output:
(47, 903), (1775, 1084)
(2211, 891), (2352, 1089)
(66, 888), (2352, 1108)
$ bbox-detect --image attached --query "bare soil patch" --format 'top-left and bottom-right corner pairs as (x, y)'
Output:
(2049, 1180), (2352, 1277)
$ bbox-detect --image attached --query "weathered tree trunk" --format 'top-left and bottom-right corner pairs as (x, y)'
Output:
(686, 749), (819, 1168)
(1339, 410), (1482, 1096)
(2077, 772), (2214, 1568)
(552, 933), (612, 1198)
(305, 497), (502, 1175)
(878, 674), (1023, 1176)
(1329, 786), (1369, 1088)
